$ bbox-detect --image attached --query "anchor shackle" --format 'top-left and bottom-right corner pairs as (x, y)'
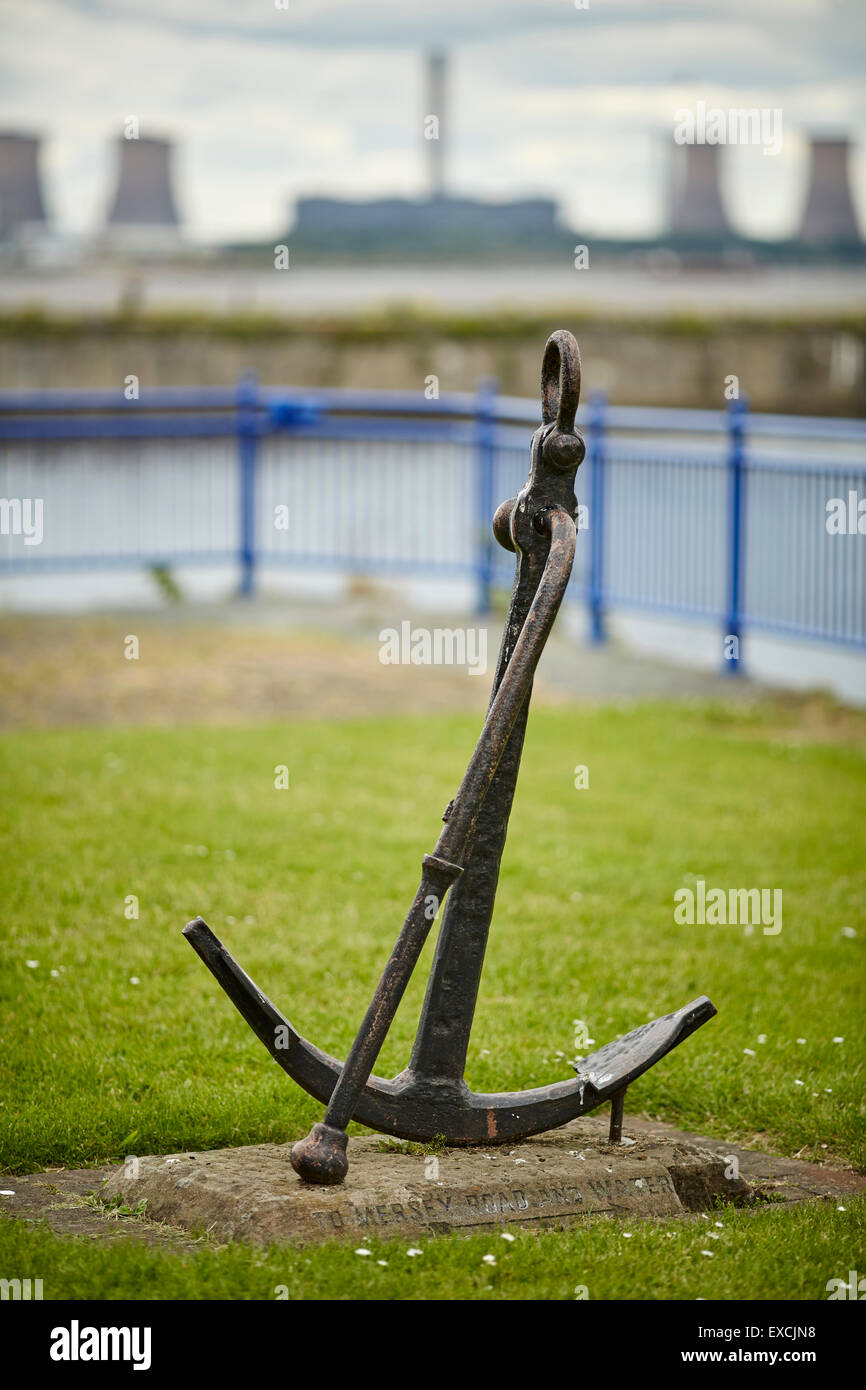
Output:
(541, 327), (581, 433)
(494, 329), (586, 558)
(540, 329), (585, 474)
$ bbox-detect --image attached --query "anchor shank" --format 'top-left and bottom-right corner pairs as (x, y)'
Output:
(432, 509), (576, 864)
(406, 330), (586, 1085)
(312, 509), (576, 1159)
(408, 542), (549, 1081)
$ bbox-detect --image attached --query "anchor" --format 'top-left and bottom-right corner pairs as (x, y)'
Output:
(184, 330), (716, 1184)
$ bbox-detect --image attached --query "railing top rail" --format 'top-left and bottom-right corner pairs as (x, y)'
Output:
(497, 396), (866, 440)
(0, 383), (863, 443)
(0, 385), (480, 417)
(0, 386), (240, 413)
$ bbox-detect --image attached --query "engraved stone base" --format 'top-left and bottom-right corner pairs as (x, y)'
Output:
(102, 1116), (752, 1246)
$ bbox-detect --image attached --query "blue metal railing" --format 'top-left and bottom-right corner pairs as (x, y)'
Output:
(724, 394), (747, 674)
(587, 391), (607, 645)
(1, 380), (865, 669)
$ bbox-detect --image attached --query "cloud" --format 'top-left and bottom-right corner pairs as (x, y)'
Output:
(1, 0), (863, 239)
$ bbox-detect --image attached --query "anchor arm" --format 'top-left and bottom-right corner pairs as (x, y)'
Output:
(183, 915), (403, 1109)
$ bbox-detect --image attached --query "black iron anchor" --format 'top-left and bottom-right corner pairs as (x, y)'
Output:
(184, 330), (716, 1184)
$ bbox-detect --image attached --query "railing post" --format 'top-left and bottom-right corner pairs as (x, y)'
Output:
(475, 376), (497, 615)
(237, 372), (258, 600)
(588, 390), (606, 643)
(724, 394), (747, 674)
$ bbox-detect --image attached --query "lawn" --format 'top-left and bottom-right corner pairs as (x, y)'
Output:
(1, 1199), (863, 1301)
(1, 699), (864, 1298)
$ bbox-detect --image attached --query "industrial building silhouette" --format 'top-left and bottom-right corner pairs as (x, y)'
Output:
(0, 132), (47, 241)
(800, 136), (861, 244)
(670, 144), (731, 239)
(105, 136), (180, 231)
(0, 94), (861, 258)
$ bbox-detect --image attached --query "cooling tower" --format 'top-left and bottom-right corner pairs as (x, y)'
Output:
(0, 132), (47, 241)
(425, 50), (447, 199)
(669, 143), (731, 238)
(799, 136), (861, 244)
(105, 136), (180, 228)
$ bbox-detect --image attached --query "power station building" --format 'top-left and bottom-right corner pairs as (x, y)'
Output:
(799, 136), (861, 245)
(291, 193), (562, 256)
(289, 51), (567, 257)
(102, 135), (181, 249)
(0, 132), (48, 242)
(669, 143), (731, 241)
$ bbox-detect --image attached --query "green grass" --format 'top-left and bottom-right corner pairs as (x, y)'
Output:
(4, 304), (866, 339)
(1, 1199), (863, 1300)
(1, 701), (864, 1297)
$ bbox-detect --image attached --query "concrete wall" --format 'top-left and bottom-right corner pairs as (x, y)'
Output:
(1, 316), (863, 414)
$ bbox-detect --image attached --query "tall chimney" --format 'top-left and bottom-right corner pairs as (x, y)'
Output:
(799, 136), (860, 244)
(426, 50), (447, 200)
(105, 135), (180, 228)
(0, 132), (47, 241)
(669, 143), (731, 238)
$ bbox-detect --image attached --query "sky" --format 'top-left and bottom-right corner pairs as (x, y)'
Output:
(1, 0), (865, 243)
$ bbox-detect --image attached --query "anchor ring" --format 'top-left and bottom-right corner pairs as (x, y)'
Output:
(541, 328), (581, 433)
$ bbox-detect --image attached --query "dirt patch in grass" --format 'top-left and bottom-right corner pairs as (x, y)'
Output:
(696, 691), (866, 749)
(2, 612), (863, 738)
(0, 614), (493, 729)
(0, 1166), (197, 1248)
